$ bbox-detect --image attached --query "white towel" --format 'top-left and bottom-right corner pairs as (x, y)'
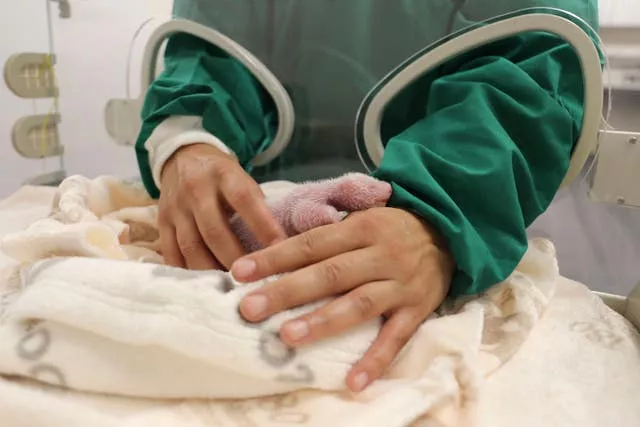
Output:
(475, 276), (640, 427)
(0, 175), (625, 427)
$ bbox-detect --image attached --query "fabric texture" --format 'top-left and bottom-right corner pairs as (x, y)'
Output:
(0, 180), (638, 427)
(372, 31), (589, 297)
(0, 173), (390, 260)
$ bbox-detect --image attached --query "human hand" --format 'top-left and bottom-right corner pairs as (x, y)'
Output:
(231, 207), (455, 392)
(229, 173), (392, 253)
(158, 143), (285, 270)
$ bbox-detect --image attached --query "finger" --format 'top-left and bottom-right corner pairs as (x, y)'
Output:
(193, 197), (245, 269)
(159, 224), (185, 268)
(232, 220), (365, 282)
(238, 248), (383, 322)
(220, 174), (286, 248)
(174, 213), (221, 270)
(279, 280), (402, 347)
(347, 306), (424, 392)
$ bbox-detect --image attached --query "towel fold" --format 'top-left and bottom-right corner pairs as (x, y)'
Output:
(0, 175), (566, 427)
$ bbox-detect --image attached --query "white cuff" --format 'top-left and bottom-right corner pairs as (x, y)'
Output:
(144, 116), (235, 189)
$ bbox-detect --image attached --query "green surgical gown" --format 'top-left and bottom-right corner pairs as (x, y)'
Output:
(135, 0), (601, 297)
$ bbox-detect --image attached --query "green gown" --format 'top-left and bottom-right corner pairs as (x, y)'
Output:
(135, 0), (600, 297)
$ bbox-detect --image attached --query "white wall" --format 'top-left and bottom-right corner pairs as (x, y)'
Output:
(600, 0), (640, 27)
(0, 0), (172, 197)
(0, 1), (51, 197)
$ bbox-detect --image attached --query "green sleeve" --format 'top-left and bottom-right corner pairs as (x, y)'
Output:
(134, 33), (277, 199)
(373, 32), (592, 298)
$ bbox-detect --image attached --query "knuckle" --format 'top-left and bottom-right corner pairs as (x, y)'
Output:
(214, 161), (238, 183)
(183, 185), (203, 201)
(200, 222), (224, 245)
(255, 253), (276, 274)
(355, 214), (379, 236)
(367, 348), (392, 374)
(351, 291), (376, 318)
(176, 237), (199, 257)
(385, 244), (405, 265)
(228, 187), (254, 207)
(184, 171), (215, 195)
(308, 312), (331, 333)
(297, 232), (317, 259)
(268, 283), (293, 309)
(183, 174), (202, 194)
(321, 262), (343, 291)
(262, 226), (284, 244)
(406, 284), (427, 303)
(157, 207), (172, 225)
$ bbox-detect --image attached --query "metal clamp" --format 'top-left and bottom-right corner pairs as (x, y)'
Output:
(590, 130), (640, 208)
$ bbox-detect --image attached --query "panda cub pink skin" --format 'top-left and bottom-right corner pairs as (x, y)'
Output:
(229, 173), (393, 253)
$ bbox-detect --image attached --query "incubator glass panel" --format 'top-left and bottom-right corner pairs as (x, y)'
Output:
(529, 92), (640, 296)
(529, 17), (640, 297)
(167, 0), (597, 183)
(159, 1), (639, 295)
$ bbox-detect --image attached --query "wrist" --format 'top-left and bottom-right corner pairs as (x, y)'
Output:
(404, 208), (456, 275)
(159, 143), (235, 185)
(144, 116), (235, 190)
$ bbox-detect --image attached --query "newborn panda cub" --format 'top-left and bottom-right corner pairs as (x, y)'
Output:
(229, 173), (393, 253)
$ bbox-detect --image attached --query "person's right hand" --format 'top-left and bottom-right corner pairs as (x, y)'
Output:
(158, 143), (286, 271)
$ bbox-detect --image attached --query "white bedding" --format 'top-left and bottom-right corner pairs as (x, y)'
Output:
(0, 184), (638, 427)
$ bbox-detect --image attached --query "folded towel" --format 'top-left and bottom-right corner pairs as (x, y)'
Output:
(2, 173), (391, 260)
(0, 175), (562, 426)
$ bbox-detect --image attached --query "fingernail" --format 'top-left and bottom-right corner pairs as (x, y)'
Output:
(352, 372), (369, 392)
(284, 320), (309, 341)
(232, 258), (256, 278)
(241, 294), (268, 319)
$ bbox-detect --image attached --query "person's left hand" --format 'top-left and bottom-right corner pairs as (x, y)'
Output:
(231, 207), (455, 392)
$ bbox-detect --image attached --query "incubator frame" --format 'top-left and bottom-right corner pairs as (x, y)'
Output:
(600, 287), (640, 330)
(355, 11), (602, 190)
(114, 10), (628, 192)
(140, 19), (295, 167)
(103, 10), (640, 329)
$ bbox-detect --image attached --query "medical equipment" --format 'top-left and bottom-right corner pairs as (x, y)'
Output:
(355, 9), (602, 190)
(100, 7), (640, 327)
(603, 46), (640, 91)
(629, 285), (640, 329)
(3, 0), (71, 187)
(598, 282), (640, 330)
(108, 19), (294, 167)
(50, 0), (72, 19)
(353, 9), (640, 208)
(106, 8), (640, 207)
